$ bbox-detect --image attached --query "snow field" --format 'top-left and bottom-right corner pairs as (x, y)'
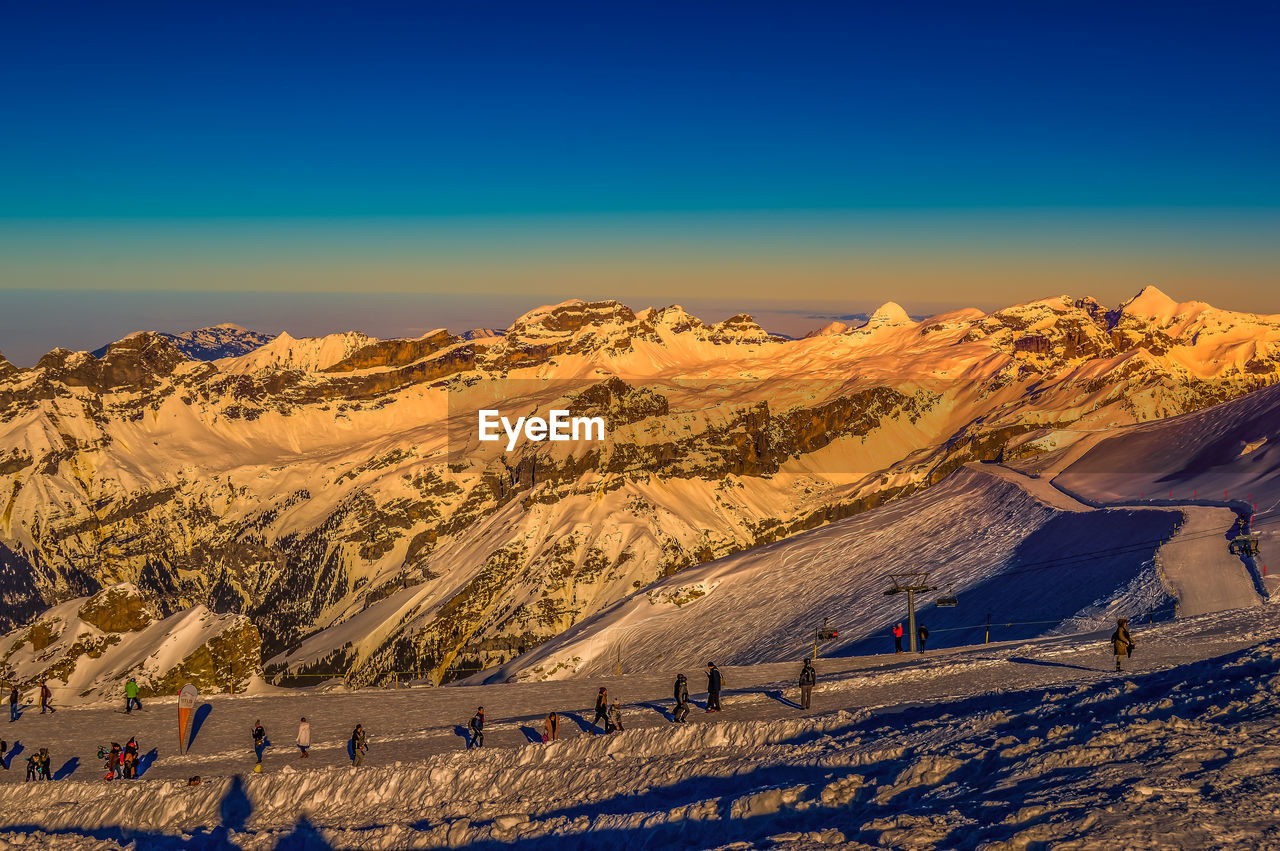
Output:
(2, 605), (1280, 849)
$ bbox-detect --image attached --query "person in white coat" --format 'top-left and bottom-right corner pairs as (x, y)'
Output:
(296, 717), (311, 759)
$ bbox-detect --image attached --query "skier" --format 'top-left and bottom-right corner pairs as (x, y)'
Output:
(893, 623), (904, 653)
(252, 720), (267, 771)
(606, 700), (624, 733)
(123, 737), (139, 779)
(590, 687), (609, 734)
(25, 754), (37, 781)
(917, 625), (929, 653)
(706, 663), (723, 712)
(468, 706), (485, 749)
(350, 724), (367, 766)
(297, 717), (311, 759)
(673, 673), (690, 723)
(543, 712), (559, 742)
(7, 684), (17, 722)
(798, 659), (816, 710)
(1111, 617), (1135, 671)
(124, 677), (142, 714)
(39, 680), (53, 714)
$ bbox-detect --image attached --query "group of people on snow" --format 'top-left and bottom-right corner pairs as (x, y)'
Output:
(892, 623), (930, 653)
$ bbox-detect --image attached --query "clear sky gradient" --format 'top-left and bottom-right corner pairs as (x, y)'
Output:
(1, 0), (1278, 361)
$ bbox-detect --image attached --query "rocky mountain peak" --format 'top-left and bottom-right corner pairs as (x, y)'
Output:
(508, 300), (639, 336)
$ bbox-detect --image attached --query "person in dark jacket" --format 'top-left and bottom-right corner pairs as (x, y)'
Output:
(252, 721), (267, 770)
(25, 754), (37, 781)
(0, 738), (7, 770)
(123, 737), (139, 779)
(893, 623), (904, 653)
(590, 687), (609, 734)
(39, 681), (53, 714)
(673, 673), (690, 723)
(37, 747), (51, 780)
(917, 625), (929, 653)
(1111, 618), (1135, 671)
(8, 685), (17, 722)
(798, 659), (816, 709)
(468, 707), (485, 749)
(706, 663), (723, 712)
(350, 724), (368, 766)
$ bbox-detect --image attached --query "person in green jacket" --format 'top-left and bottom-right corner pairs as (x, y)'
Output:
(124, 677), (142, 714)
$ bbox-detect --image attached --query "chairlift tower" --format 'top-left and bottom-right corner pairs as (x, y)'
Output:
(884, 572), (936, 653)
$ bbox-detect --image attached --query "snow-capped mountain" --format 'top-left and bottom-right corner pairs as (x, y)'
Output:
(0, 583), (260, 703)
(90, 323), (276, 361)
(1, 287), (1278, 687)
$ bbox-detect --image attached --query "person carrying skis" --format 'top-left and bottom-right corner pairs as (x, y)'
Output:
(673, 673), (690, 723)
(917, 625), (929, 653)
(296, 717), (311, 758)
(252, 721), (267, 771)
(7, 685), (17, 722)
(468, 707), (485, 749)
(124, 677), (142, 714)
(893, 623), (904, 653)
(798, 659), (816, 710)
(39, 680), (53, 714)
(706, 663), (723, 712)
(590, 687), (609, 734)
(543, 712), (559, 742)
(350, 724), (368, 766)
(123, 737), (139, 779)
(1111, 618), (1135, 671)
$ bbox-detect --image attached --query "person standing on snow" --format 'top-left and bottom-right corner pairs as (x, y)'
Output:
(124, 677), (142, 714)
(296, 717), (311, 759)
(590, 687), (609, 734)
(350, 724), (368, 765)
(123, 737), (139, 779)
(8, 685), (18, 722)
(1111, 618), (1135, 671)
(252, 721), (267, 771)
(543, 712), (559, 742)
(673, 673), (690, 723)
(917, 625), (929, 653)
(468, 707), (485, 749)
(39, 681), (53, 714)
(606, 700), (624, 733)
(706, 663), (723, 712)
(893, 623), (904, 654)
(798, 659), (816, 710)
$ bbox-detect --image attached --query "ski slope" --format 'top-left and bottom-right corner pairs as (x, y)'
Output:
(485, 465), (1183, 682)
(1, 606), (1279, 849)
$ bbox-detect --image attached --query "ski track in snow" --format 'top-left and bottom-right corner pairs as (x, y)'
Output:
(1, 606), (1279, 849)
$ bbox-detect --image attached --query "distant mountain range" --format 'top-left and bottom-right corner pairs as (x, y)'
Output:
(1, 286), (1278, 688)
(89, 323), (278, 361)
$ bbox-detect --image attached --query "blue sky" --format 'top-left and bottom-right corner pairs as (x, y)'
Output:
(1, 0), (1278, 361)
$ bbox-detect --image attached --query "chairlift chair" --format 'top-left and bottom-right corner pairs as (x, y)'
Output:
(935, 586), (958, 607)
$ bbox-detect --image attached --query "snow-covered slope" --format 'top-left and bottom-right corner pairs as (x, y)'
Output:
(1, 606), (1280, 849)
(0, 584), (261, 705)
(1, 288), (1279, 686)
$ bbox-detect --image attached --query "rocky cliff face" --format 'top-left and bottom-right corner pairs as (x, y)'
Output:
(0, 288), (1277, 686)
(0, 583), (261, 704)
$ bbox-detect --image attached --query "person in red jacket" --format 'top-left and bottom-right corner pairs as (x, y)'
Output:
(893, 623), (904, 654)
